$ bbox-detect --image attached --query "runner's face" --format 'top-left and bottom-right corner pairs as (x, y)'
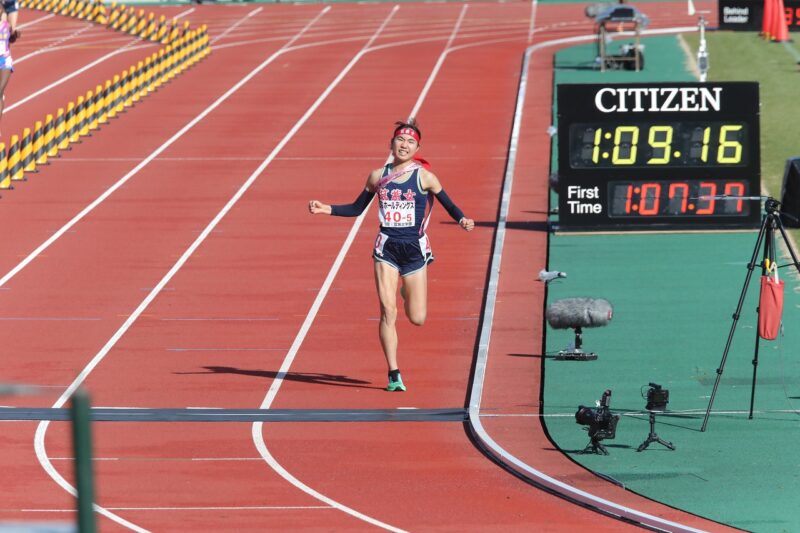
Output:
(391, 134), (419, 163)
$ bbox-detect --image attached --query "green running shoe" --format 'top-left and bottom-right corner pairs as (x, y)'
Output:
(386, 374), (406, 392)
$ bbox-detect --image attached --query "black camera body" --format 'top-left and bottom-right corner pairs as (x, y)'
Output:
(575, 389), (615, 434)
(645, 382), (669, 411)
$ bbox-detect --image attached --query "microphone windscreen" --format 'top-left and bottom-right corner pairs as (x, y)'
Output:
(545, 298), (613, 329)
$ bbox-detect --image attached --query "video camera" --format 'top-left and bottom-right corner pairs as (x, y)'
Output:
(575, 389), (613, 428)
(645, 382), (669, 411)
(575, 389), (619, 455)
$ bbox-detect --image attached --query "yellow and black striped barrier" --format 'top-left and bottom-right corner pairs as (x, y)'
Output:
(6, 0), (212, 201)
(9, 134), (24, 182)
(0, 143), (10, 190)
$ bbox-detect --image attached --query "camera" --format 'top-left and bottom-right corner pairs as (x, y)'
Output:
(575, 389), (619, 455)
(645, 382), (669, 411)
(575, 389), (613, 427)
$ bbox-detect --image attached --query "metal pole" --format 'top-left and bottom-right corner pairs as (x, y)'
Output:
(697, 15), (709, 82)
(71, 388), (96, 533)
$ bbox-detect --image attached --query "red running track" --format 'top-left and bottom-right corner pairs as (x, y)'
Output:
(0, 3), (732, 531)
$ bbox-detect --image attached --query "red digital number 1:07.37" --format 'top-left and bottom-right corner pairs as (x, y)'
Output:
(608, 180), (749, 217)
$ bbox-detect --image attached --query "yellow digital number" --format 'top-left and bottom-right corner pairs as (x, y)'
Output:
(700, 127), (710, 163)
(647, 126), (673, 164)
(612, 126), (638, 165)
(717, 125), (743, 164)
(592, 128), (602, 164)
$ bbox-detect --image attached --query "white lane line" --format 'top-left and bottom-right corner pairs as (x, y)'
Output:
(240, 8), (418, 533)
(528, 0), (538, 43)
(33, 8), (333, 533)
(166, 348), (287, 352)
(22, 506), (332, 512)
(50, 457), (265, 461)
(211, 7), (263, 44)
(211, 24), (526, 53)
(250, 6), (466, 533)
(160, 317), (279, 321)
(18, 13), (56, 30)
(466, 26), (707, 533)
(0, 317), (101, 320)
(173, 8), (195, 20)
(6, 40), (149, 113)
(14, 23), (95, 64)
(0, 7), (286, 291)
(6, 6), (195, 112)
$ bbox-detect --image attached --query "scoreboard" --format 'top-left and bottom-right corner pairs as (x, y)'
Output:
(556, 82), (761, 231)
(719, 0), (800, 31)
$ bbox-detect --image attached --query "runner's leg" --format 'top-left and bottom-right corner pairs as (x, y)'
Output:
(374, 260), (400, 370)
(0, 69), (11, 130)
(401, 267), (427, 326)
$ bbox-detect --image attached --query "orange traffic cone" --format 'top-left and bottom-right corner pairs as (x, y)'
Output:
(762, 0), (774, 39)
(772, 0), (791, 41)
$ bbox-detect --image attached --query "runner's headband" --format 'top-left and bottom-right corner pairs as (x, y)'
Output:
(393, 126), (420, 143)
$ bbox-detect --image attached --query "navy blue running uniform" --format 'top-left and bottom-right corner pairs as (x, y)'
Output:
(373, 164), (434, 277)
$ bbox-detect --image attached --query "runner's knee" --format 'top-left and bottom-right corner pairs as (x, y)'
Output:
(407, 309), (426, 326)
(381, 304), (398, 325)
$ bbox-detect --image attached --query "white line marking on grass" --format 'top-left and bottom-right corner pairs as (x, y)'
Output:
(33, 8), (333, 533)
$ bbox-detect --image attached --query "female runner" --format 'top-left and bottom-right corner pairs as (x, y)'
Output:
(0, 2), (13, 133)
(308, 119), (474, 391)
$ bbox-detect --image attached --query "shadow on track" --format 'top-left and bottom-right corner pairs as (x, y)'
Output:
(176, 366), (384, 390)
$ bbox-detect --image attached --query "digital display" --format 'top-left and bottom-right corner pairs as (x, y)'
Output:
(608, 180), (751, 217)
(718, 0), (800, 31)
(570, 122), (748, 168)
(556, 82), (760, 231)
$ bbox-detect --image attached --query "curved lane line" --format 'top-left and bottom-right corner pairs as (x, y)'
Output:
(32, 8), (333, 532)
(466, 26), (709, 533)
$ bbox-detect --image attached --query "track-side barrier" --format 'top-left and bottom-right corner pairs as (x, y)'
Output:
(0, 0), (212, 192)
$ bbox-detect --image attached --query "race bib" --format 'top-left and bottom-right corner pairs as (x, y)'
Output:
(380, 200), (415, 228)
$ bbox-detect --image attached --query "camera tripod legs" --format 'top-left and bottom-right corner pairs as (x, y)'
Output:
(702, 200), (800, 431)
(581, 438), (609, 455)
(637, 412), (675, 452)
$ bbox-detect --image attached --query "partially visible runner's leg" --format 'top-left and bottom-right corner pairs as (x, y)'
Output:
(401, 267), (427, 327)
(374, 260), (406, 391)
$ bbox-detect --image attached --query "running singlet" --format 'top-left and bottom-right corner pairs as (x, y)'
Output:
(376, 164), (432, 240)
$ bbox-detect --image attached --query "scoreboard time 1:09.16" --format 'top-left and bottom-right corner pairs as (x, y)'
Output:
(556, 82), (760, 231)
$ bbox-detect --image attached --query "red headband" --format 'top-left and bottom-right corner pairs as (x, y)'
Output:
(393, 126), (420, 143)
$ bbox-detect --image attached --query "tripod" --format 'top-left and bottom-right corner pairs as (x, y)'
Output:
(701, 198), (800, 431)
(637, 411), (675, 452)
